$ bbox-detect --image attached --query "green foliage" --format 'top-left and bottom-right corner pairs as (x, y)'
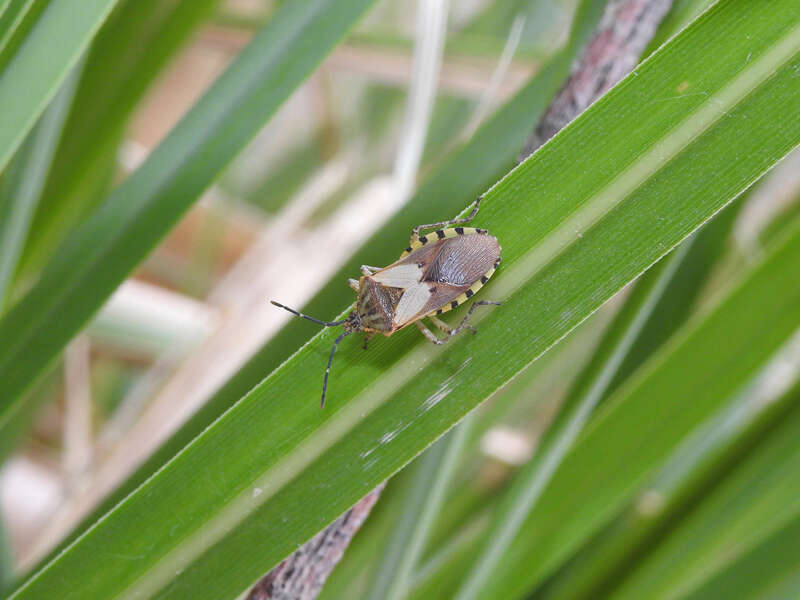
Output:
(8, 2), (800, 598)
(16, 0), (221, 283)
(2, 1), (799, 599)
(0, 0), (119, 173)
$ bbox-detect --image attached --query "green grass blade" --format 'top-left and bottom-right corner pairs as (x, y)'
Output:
(366, 416), (473, 600)
(16, 0), (220, 283)
(0, 0), (378, 457)
(683, 512), (800, 600)
(0, 0), (120, 173)
(10, 2), (800, 598)
(605, 198), (742, 394)
(0, 0), (34, 57)
(0, 62), (80, 312)
(613, 386), (800, 599)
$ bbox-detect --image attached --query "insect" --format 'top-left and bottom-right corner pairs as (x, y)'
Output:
(271, 196), (501, 407)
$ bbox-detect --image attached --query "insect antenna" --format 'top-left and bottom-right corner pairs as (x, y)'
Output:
(322, 330), (351, 408)
(270, 300), (348, 327)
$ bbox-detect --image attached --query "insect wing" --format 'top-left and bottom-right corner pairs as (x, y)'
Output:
(397, 235), (500, 327)
(373, 233), (501, 329)
(424, 234), (499, 286)
(370, 263), (423, 288)
(393, 281), (433, 325)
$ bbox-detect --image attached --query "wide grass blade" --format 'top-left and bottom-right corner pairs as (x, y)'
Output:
(10, 2), (800, 598)
(0, 0), (378, 457)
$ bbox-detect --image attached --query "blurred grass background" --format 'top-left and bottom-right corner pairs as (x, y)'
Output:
(1, 0), (799, 598)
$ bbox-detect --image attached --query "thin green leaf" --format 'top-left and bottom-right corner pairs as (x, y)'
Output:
(0, 0), (35, 60)
(409, 509), (491, 600)
(0, 0), (120, 173)
(367, 416), (473, 600)
(0, 61), (80, 312)
(10, 2), (800, 599)
(0, 0), (378, 458)
(683, 512), (800, 600)
(539, 334), (800, 599)
(16, 0), (220, 282)
(614, 386), (800, 599)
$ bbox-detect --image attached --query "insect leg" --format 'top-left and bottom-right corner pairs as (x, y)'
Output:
(362, 332), (375, 350)
(410, 195), (483, 243)
(348, 278), (360, 291)
(415, 321), (446, 345)
(360, 265), (382, 276)
(429, 314), (476, 336)
(431, 300), (502, 340)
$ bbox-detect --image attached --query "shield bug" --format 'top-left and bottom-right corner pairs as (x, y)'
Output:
(271, 196), (501, 407)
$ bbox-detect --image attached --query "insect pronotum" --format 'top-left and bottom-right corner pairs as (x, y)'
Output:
(271, 196), (501, 407)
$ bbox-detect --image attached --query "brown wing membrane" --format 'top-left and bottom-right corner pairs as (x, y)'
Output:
(392, 240), (444, 270)
(418, 282), (469, 317)
(424, 234), (500, 286)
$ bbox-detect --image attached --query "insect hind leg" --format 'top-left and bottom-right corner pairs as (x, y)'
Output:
(415, 321), (446, 345)
(429, 314), (476, 336)
(410, 195), (482, 244)
(429, 300), (501, 340)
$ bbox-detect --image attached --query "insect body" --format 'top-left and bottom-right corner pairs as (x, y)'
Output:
(272, 196), (501, 406)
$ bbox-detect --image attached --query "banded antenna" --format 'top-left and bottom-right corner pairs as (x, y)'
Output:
(270, 300), (350, 407)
